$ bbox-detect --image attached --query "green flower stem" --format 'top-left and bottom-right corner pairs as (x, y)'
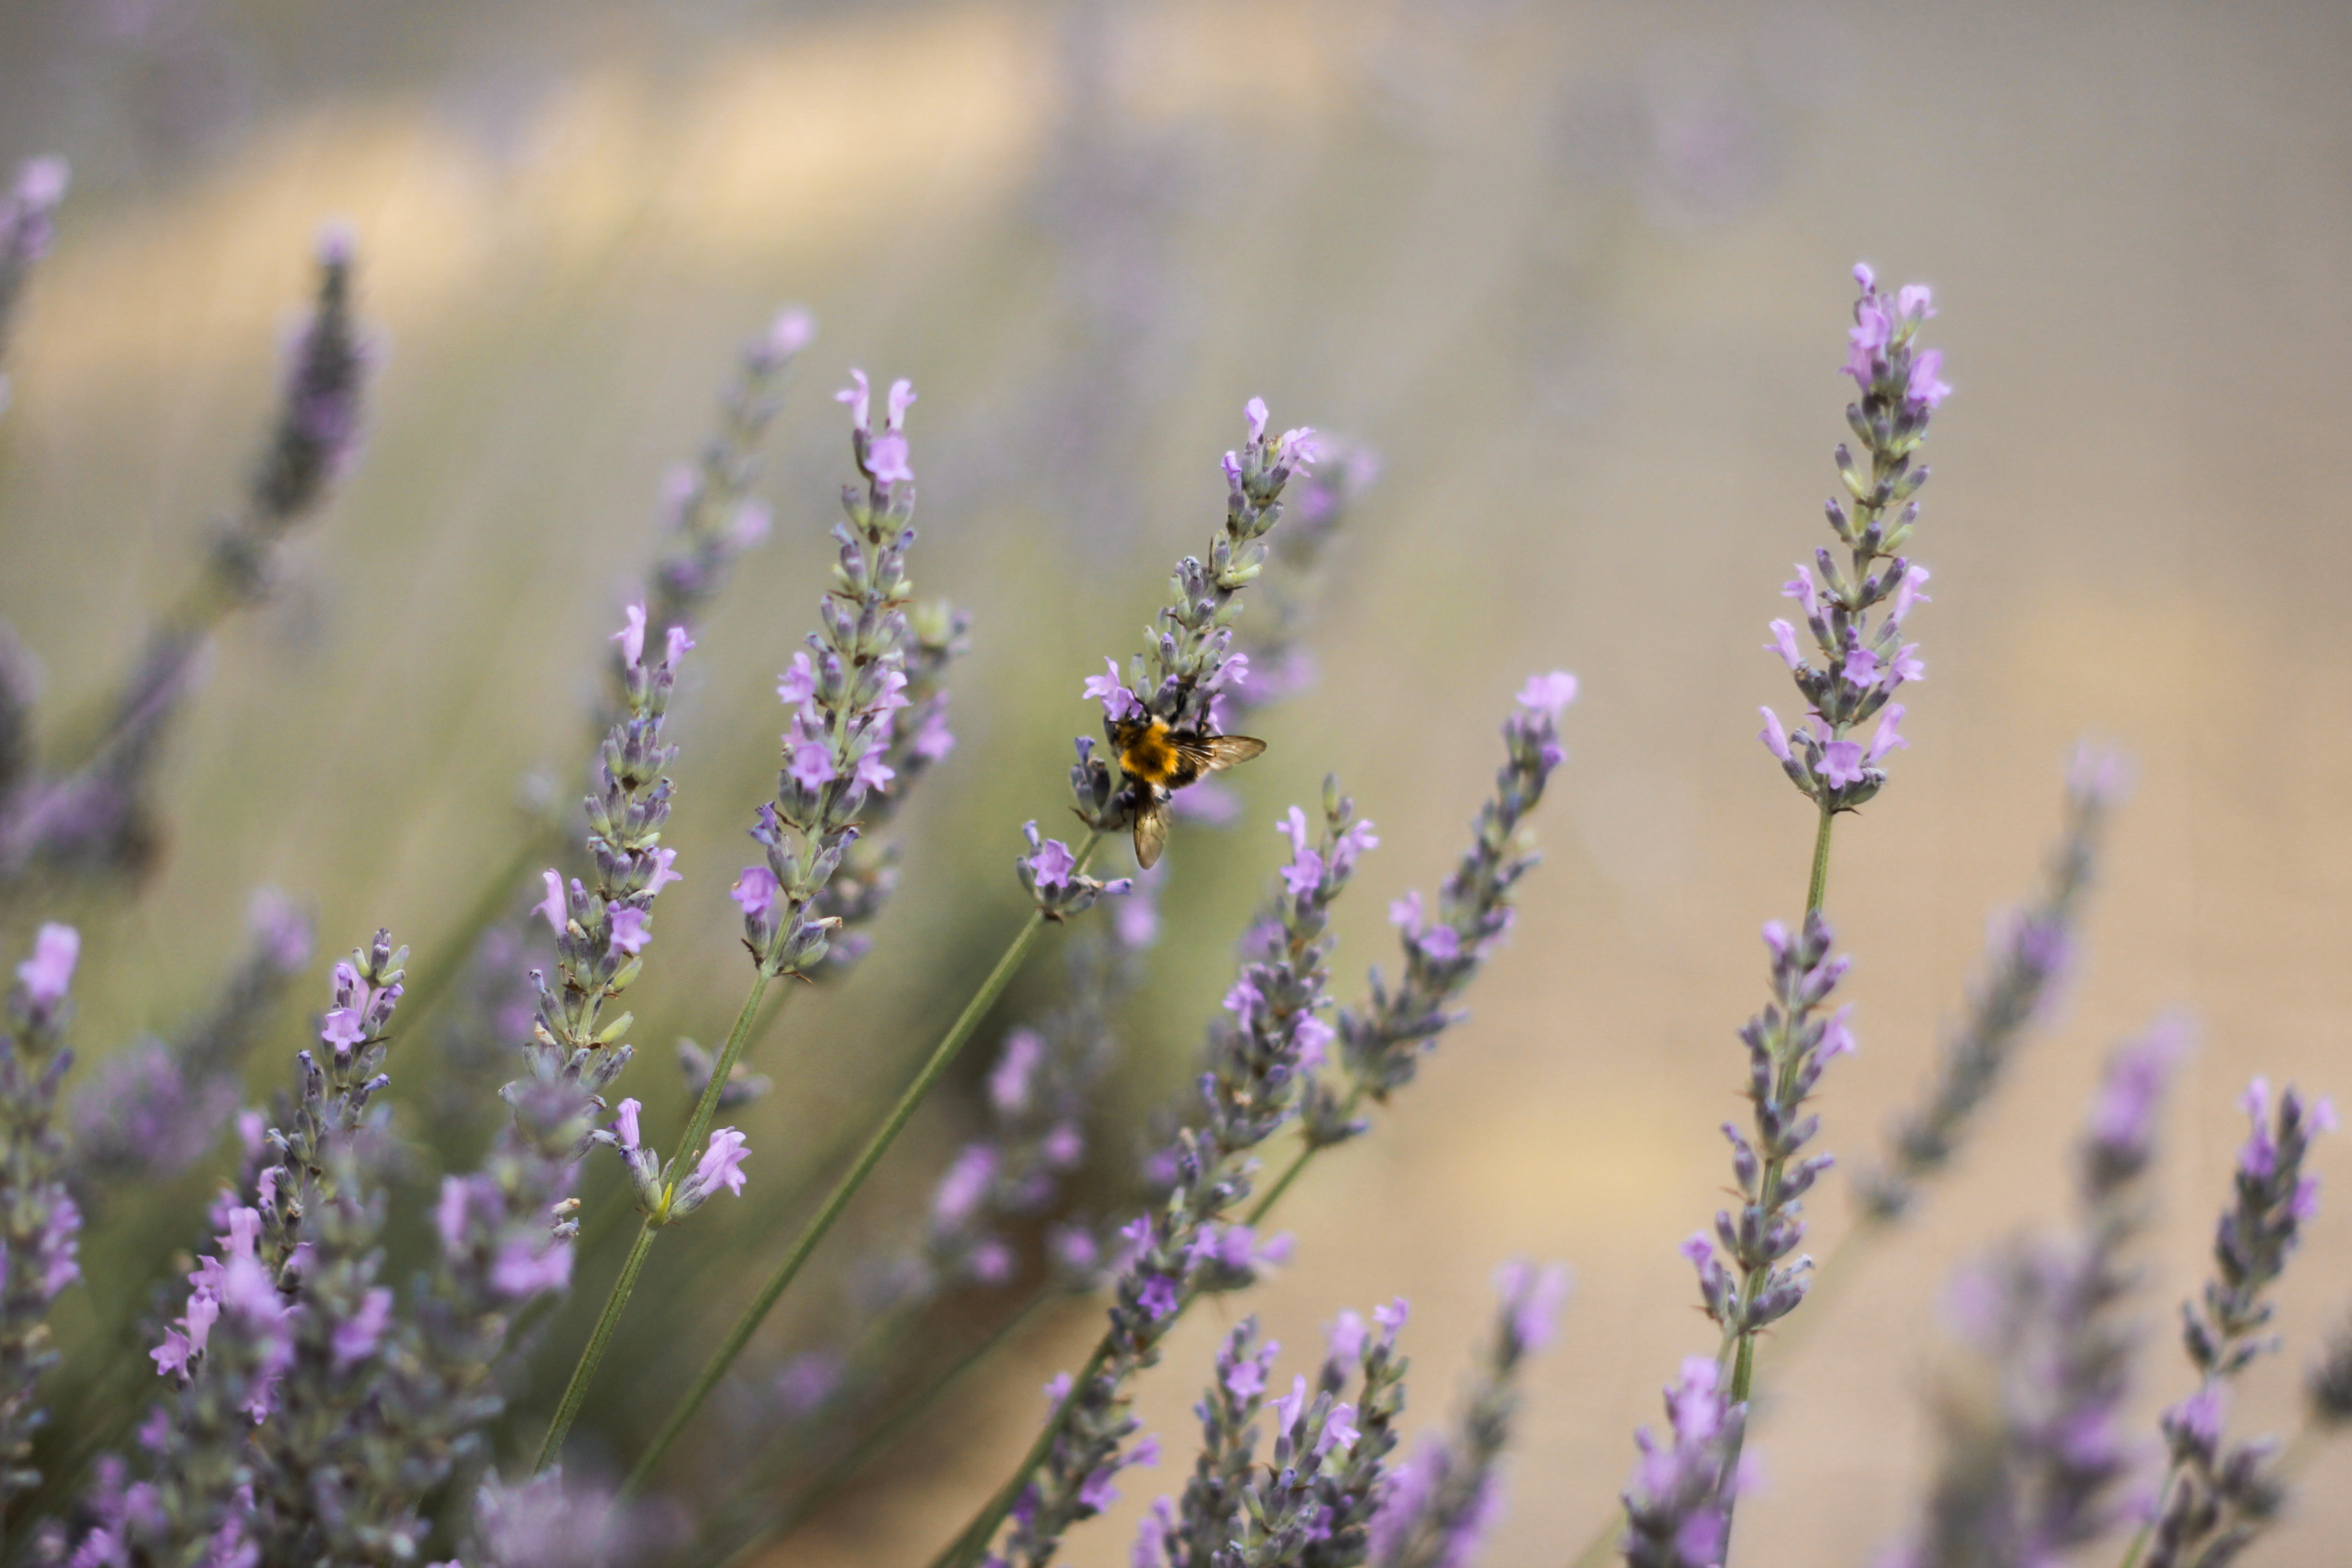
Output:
(1806, 800), (1835, 916)
(619, 833), (1102, 1502)
(533, 967), (773, 1472)
(534, 1219), (659, 1472)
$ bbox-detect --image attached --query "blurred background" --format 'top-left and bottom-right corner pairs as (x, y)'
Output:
(2, 0), (2349, 1564)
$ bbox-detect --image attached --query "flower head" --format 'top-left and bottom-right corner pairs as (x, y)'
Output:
(693, 1128), (751, 1199)
(1517, 669), (1579, 716)
(612, 602), (647, 667)
(16, 923), (79, 1008)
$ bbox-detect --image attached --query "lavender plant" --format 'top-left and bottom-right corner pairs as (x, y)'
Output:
(0, 923), (81, 1507)
(1367, 1263), (1572, 1568)
(2132, 1078), (2335, 1568)
(0, 228), (373, 888)
(1887, 1024), (2186, 1568)
(0, 156), (67, 418)
(1858, 746), (2127, 1222)
(1758, 264), (1946, 910)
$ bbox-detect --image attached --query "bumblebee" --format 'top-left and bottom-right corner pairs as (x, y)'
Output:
(1110, 714), (1267, 870)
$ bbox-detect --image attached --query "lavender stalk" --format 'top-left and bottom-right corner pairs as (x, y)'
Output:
(1367, 1262), (1571, 1568)
(0, 229), (373, 885)
(936, 787), (1371, 1568)
(2131, 1076), (2335, 1568)
(0, 156), (68, 418)
(1886, 1023), (2185, 1568)
(1758, 263), (1948, 915)
(0, 924), (81, 1507)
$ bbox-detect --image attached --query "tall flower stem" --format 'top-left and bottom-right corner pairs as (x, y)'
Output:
(1805, 804), (1834, 916)
(534, 967), (773, 1471)
(619, 834), (1102, 1500)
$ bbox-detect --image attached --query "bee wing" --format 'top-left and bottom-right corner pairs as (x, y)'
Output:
(1195, 735), (1267, 773)
(1132, 795), (1171, 870)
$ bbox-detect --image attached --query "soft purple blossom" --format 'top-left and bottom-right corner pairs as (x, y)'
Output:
(884, 376), (916, 432)
(1818, 740), (1865, 788)
(613, 1098), (642, 1152)
(1767, 621), (1803, 670)
(1906, 347), (1952, 410)
(932, 1144), (998, 1231)
(1083, 658), (1144, 722)
(15, 923), (78, 1008)
(788, 741), (838, 789)
(777, 653), (817, 706)
(1843, 645), (1882, 687)
(693, 1128), (751, 1198)
(611, 602), (647, 667)
(1517, 670), (1579, 716)
(1281, 847), (1327, 897)
(1138, 1276), (1180, 1320)
(1867, 705), (1910, 763)
(868, 433), (914, 484)
(534, 870), (566, 935)
(644, 847), (682, 895)
(1494, 1259), (1573, 1353)
(607, 906), (650, 958)
(1890, 565), (1933, 624)
(836, 369), (871, 432)
(332, 1286), (393, 1369)
(730, 865), (780, 921)
(1758, 707), (1792, 763)
(1027, 838), (1078, 891)
(664, 624), (694, 667)
(492, 1235), (574, 1299)
(911, 705), (957, 761)
(320, 1009), (365, 1053)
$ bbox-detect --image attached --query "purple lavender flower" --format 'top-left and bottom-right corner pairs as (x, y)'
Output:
(1859, 747), (2128, 1220)
(1367, 1261), (1569, 1568)
(0, 920), (82, 1506)
(982, 791), (1372, 1568)
(1301, 676), (1569, 1145)
(1758, 265), (1946, 824)
(1620, 1357), (1745, 1568)
(1018, 820), (1134, 922)
(2139, 1073), (2334, 1566)
(1067, 397), (1316, 866)
(1889, 1024), (2186, 1568)
(1, 232), (374, 888)
(0, 156), (68, 416)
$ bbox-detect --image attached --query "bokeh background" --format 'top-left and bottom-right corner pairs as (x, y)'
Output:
(2, 1), (2350, 1564)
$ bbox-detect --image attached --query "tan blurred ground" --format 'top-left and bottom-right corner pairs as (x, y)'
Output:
(4, 1), (2350, 1564)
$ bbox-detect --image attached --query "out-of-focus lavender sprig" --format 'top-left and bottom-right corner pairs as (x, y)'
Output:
(0, 155), (68, 416)
(1619, 1358), (1746, 1568)
(72, 890), (315, 1189)
(1368, 1262), (1570, 1568)
(1859, 746), (2129, 1222)
(1299, 672), (1572, 1151)
(2137, 1077), (2335, 1568)
(434, 1466), (676, 1568)
(1070, 396), (1318, 848)
(2309, 1312), (2352, 1434)
(633, 307), (816, 684)
(100, 932), (407, 1562)
(953, 788), (1372, 1568)
(0, 923), (82, 1506)
(731, 369), (931, 981)
(1886, 1024), (2186, 1568)
(1758, 266), (1947, 867)
(0, 229), (375, 887)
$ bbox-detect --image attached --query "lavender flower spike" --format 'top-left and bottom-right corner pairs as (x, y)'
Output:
(0, 155), (68, 416)
(1859, 744), (2128, 1220)
(735, 370), (933, 980)
(1759, 266), (1946, 842)
(1068, 396), (1317, 861)
(1301, 671), (1570, 1146)
(974, 787), (1374, 1568)
(1619, 1357), (1745, 1568)
(1367, 1261), (1570, 1568)
(2141, 1075), (2334, 1568)
(636, 306), (818, 678)
(0, 921), (81, 1506)
(1889, 1022), (2186, 1568)
(1684, 914), (1852, 1369)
